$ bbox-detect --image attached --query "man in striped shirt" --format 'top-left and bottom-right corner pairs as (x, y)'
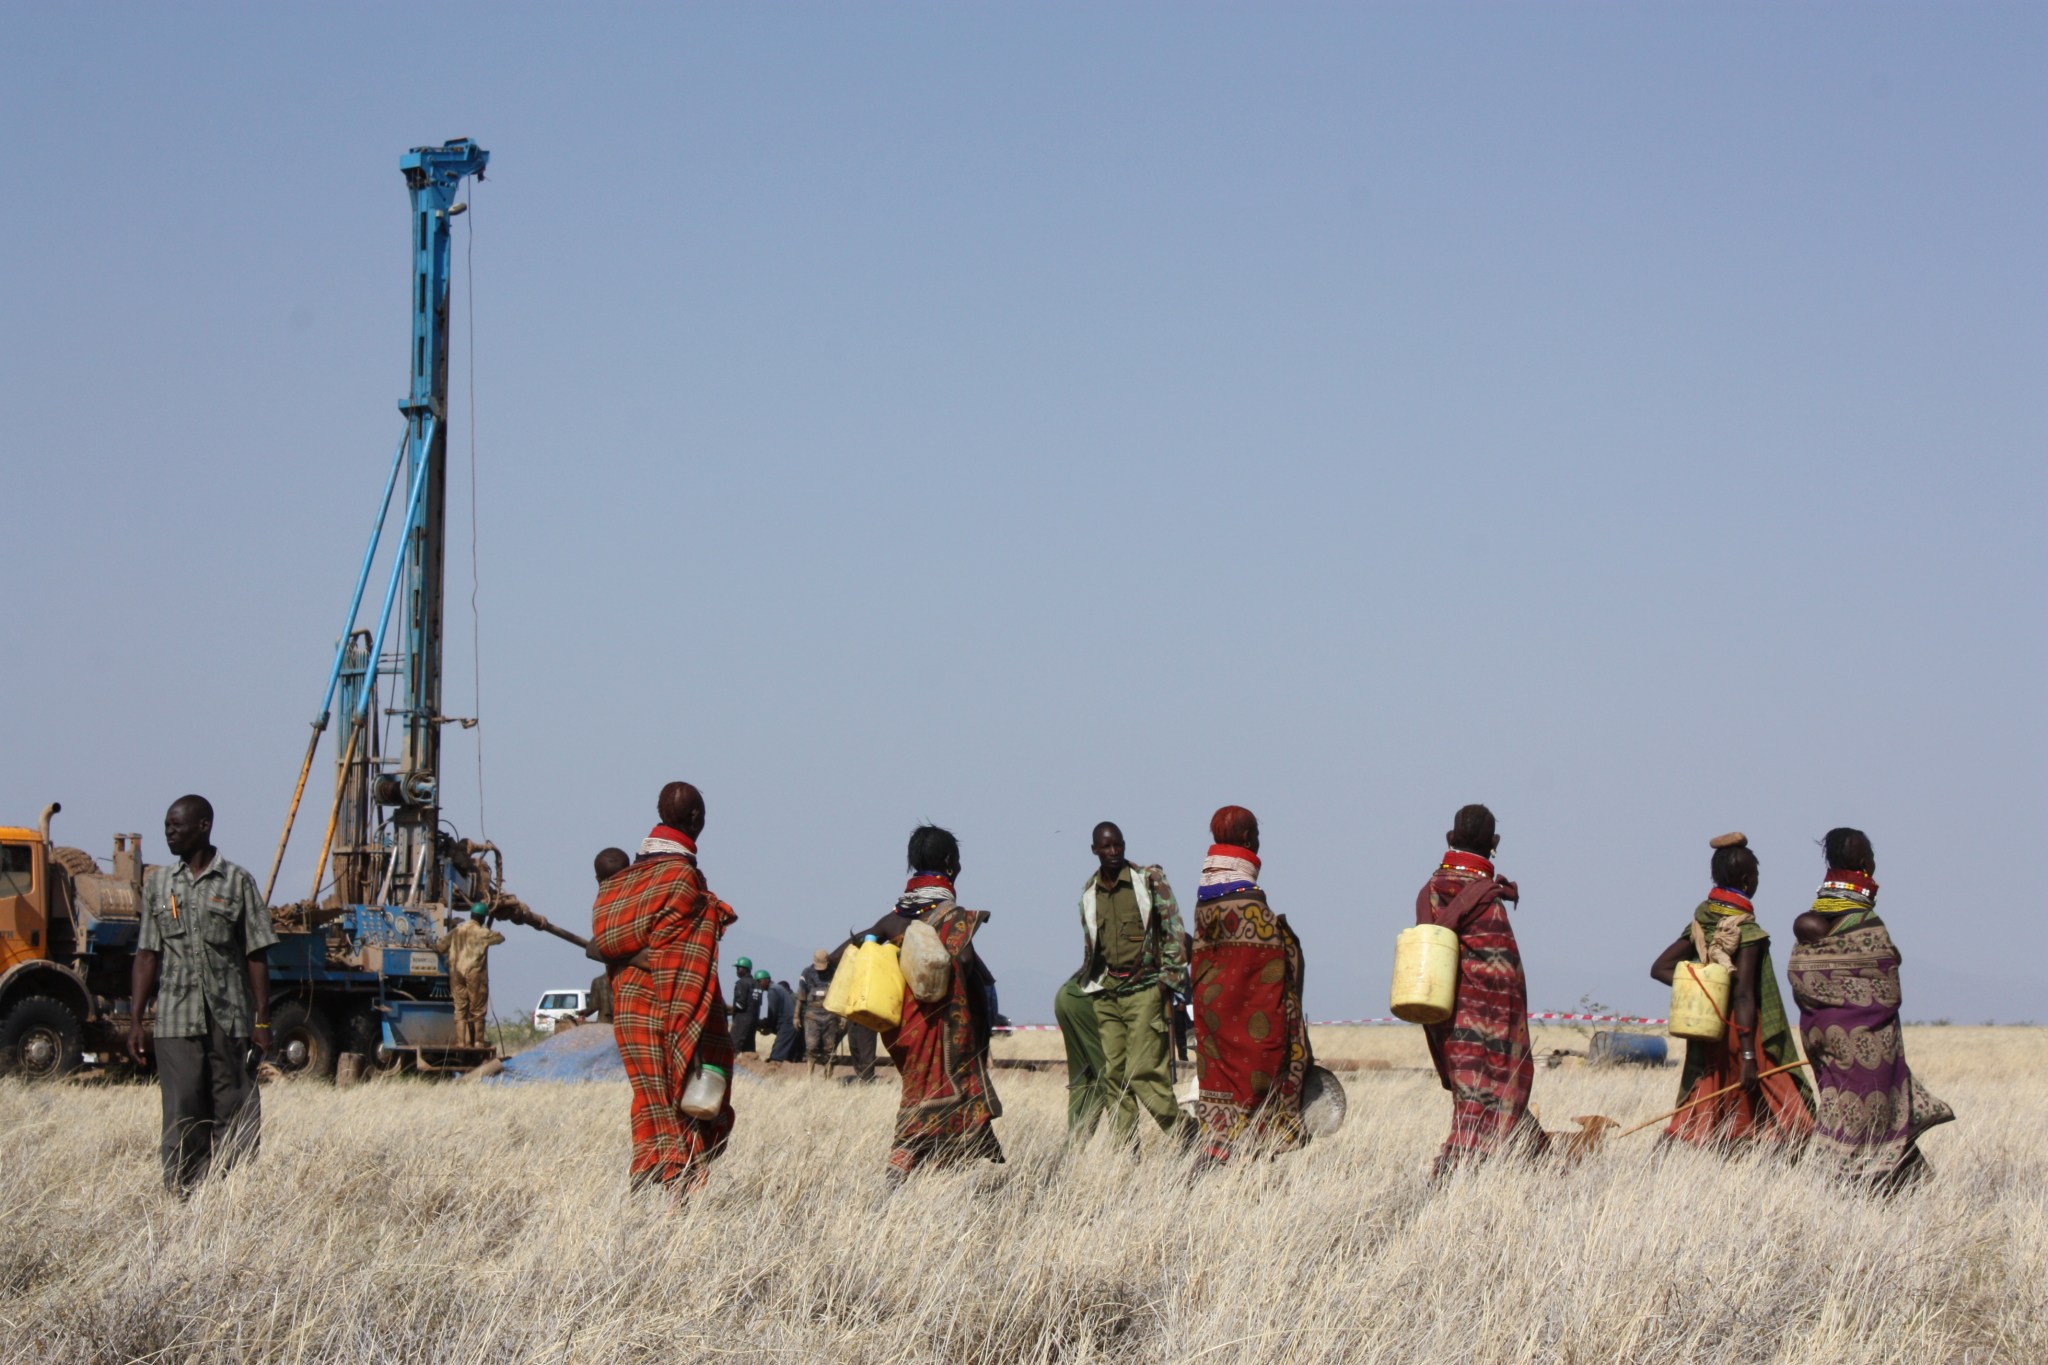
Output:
(129, 794), (278, 1196)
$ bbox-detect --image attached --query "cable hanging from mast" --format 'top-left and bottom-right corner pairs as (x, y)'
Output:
(466, 176), (488, 839)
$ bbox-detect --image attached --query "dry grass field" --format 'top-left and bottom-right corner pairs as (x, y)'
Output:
(3, 1026), (2042, 1364)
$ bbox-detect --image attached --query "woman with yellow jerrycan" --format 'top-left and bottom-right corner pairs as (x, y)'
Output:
(1649, 833), (1813, 1149)
(826, 824), (1002, 1185)
(1405, 805), (1548, 1177)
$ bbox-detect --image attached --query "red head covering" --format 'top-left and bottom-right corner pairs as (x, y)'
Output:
(1209, 805), (1258, 847)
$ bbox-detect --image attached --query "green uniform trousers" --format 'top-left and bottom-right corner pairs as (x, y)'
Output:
(1059, 979), (1183, 1141)
(1055, 979), (1104, 1133)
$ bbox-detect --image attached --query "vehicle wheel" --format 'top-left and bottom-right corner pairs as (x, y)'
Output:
(269, 1000), (336, 1079)
(51, 847), (99, 879)
(0, 996), (85, 1081)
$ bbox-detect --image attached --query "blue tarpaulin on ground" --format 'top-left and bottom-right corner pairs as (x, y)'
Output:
(487, 1023), (762, 1086)
(488, 1023), (626, 1084)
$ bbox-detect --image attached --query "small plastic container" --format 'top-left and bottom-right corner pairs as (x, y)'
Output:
(1390, 924), (1460, 1024)
(1669, 961), (1732, 1042)
(679, 1062), (728, 1119)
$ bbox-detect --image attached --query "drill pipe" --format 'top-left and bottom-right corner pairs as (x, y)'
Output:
(489, 896), (591, 951)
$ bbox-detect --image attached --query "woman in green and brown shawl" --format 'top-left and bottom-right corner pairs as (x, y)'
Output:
(1788, 827), (1953, 1192)
(1649, 833), (1813, 1147)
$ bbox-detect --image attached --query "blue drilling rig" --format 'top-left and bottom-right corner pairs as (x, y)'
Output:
(0, 140), (583, 1083)
(256, 138), (522, 1077)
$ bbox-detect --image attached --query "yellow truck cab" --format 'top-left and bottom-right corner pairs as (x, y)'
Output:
(0, 804), (146, 1078)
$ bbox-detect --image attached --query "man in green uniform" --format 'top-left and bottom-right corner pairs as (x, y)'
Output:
(1066, 821), (1193, 1147)
(128, 794), (278, 1196)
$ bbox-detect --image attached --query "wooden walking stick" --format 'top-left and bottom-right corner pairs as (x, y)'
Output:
(1619, 1058), (1812, 1137)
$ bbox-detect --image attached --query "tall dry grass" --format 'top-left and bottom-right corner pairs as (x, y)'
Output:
(3, 1026), (2041, 1364)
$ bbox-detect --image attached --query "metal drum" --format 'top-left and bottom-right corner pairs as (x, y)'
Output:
(1301, 1064), (1348, 1134)
(1587, 1031), (1669, 1067)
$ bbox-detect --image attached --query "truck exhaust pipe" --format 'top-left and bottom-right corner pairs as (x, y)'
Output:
(39, 801), (60, 842)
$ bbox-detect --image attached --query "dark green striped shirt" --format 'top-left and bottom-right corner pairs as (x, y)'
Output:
(138, 854), (279, 1038)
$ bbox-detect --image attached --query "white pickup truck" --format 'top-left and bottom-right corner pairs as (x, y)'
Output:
(531, 988), (590, 1034)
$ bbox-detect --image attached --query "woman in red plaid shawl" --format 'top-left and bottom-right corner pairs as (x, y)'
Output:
(590, 782), (737, 1194)
(1417, 804), (1548, 1177)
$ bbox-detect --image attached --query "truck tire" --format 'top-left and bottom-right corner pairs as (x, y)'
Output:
(0, 996), (85, 1081)
(51, 847), (99, 879)
(270, 1000), (336, 1079)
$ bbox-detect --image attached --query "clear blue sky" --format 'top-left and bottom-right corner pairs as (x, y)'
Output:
(5, 5), (2042, 1025)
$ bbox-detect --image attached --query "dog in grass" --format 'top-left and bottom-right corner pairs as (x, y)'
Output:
(1555, 1115), (1619, 1165)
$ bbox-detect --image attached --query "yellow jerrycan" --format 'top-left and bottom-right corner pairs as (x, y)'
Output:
(822, 940), (862, 1018)
(843, 936), (906, 1032)
(1390, 924), (1460, 1024)
(1668, 960), (1732, 1042)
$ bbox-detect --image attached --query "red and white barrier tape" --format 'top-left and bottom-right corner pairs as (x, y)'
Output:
(1004, 1012), (1666, 1031)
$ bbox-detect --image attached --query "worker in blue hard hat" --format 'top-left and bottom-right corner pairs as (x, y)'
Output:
(728, 956), (761, 1053)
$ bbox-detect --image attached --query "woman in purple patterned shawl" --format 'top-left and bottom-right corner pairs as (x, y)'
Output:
(1787, 828), (1953, 1191)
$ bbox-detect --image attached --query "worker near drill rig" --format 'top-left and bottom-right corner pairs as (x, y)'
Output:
(437, 904), (505, 1048)
(728, 956), (760, 1053)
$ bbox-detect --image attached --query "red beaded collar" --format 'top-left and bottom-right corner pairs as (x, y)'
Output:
(1440, 849), (1494, 876)
(1206, 844), (1262, 873)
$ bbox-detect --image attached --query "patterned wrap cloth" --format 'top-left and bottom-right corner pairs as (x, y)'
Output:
(879, 877), (1004, 1176)
(1786, 873), (1953, 1188)
(590, 827), (737, 1191)
(1664, 891), (1813, 1146)
(1190, 846), (1311, 1163)
(1416, 852), (1548, 1174)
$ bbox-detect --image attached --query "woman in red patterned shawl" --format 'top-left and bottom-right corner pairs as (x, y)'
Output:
(1189, 805), (1313, 1171)
(1417, 804), (1547, 1176)
(836, 824), (1003, 1185)
(589, 782), (737, 1195)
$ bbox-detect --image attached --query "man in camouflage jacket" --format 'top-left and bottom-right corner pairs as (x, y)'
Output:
(1066, 821), (1192, 1146)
